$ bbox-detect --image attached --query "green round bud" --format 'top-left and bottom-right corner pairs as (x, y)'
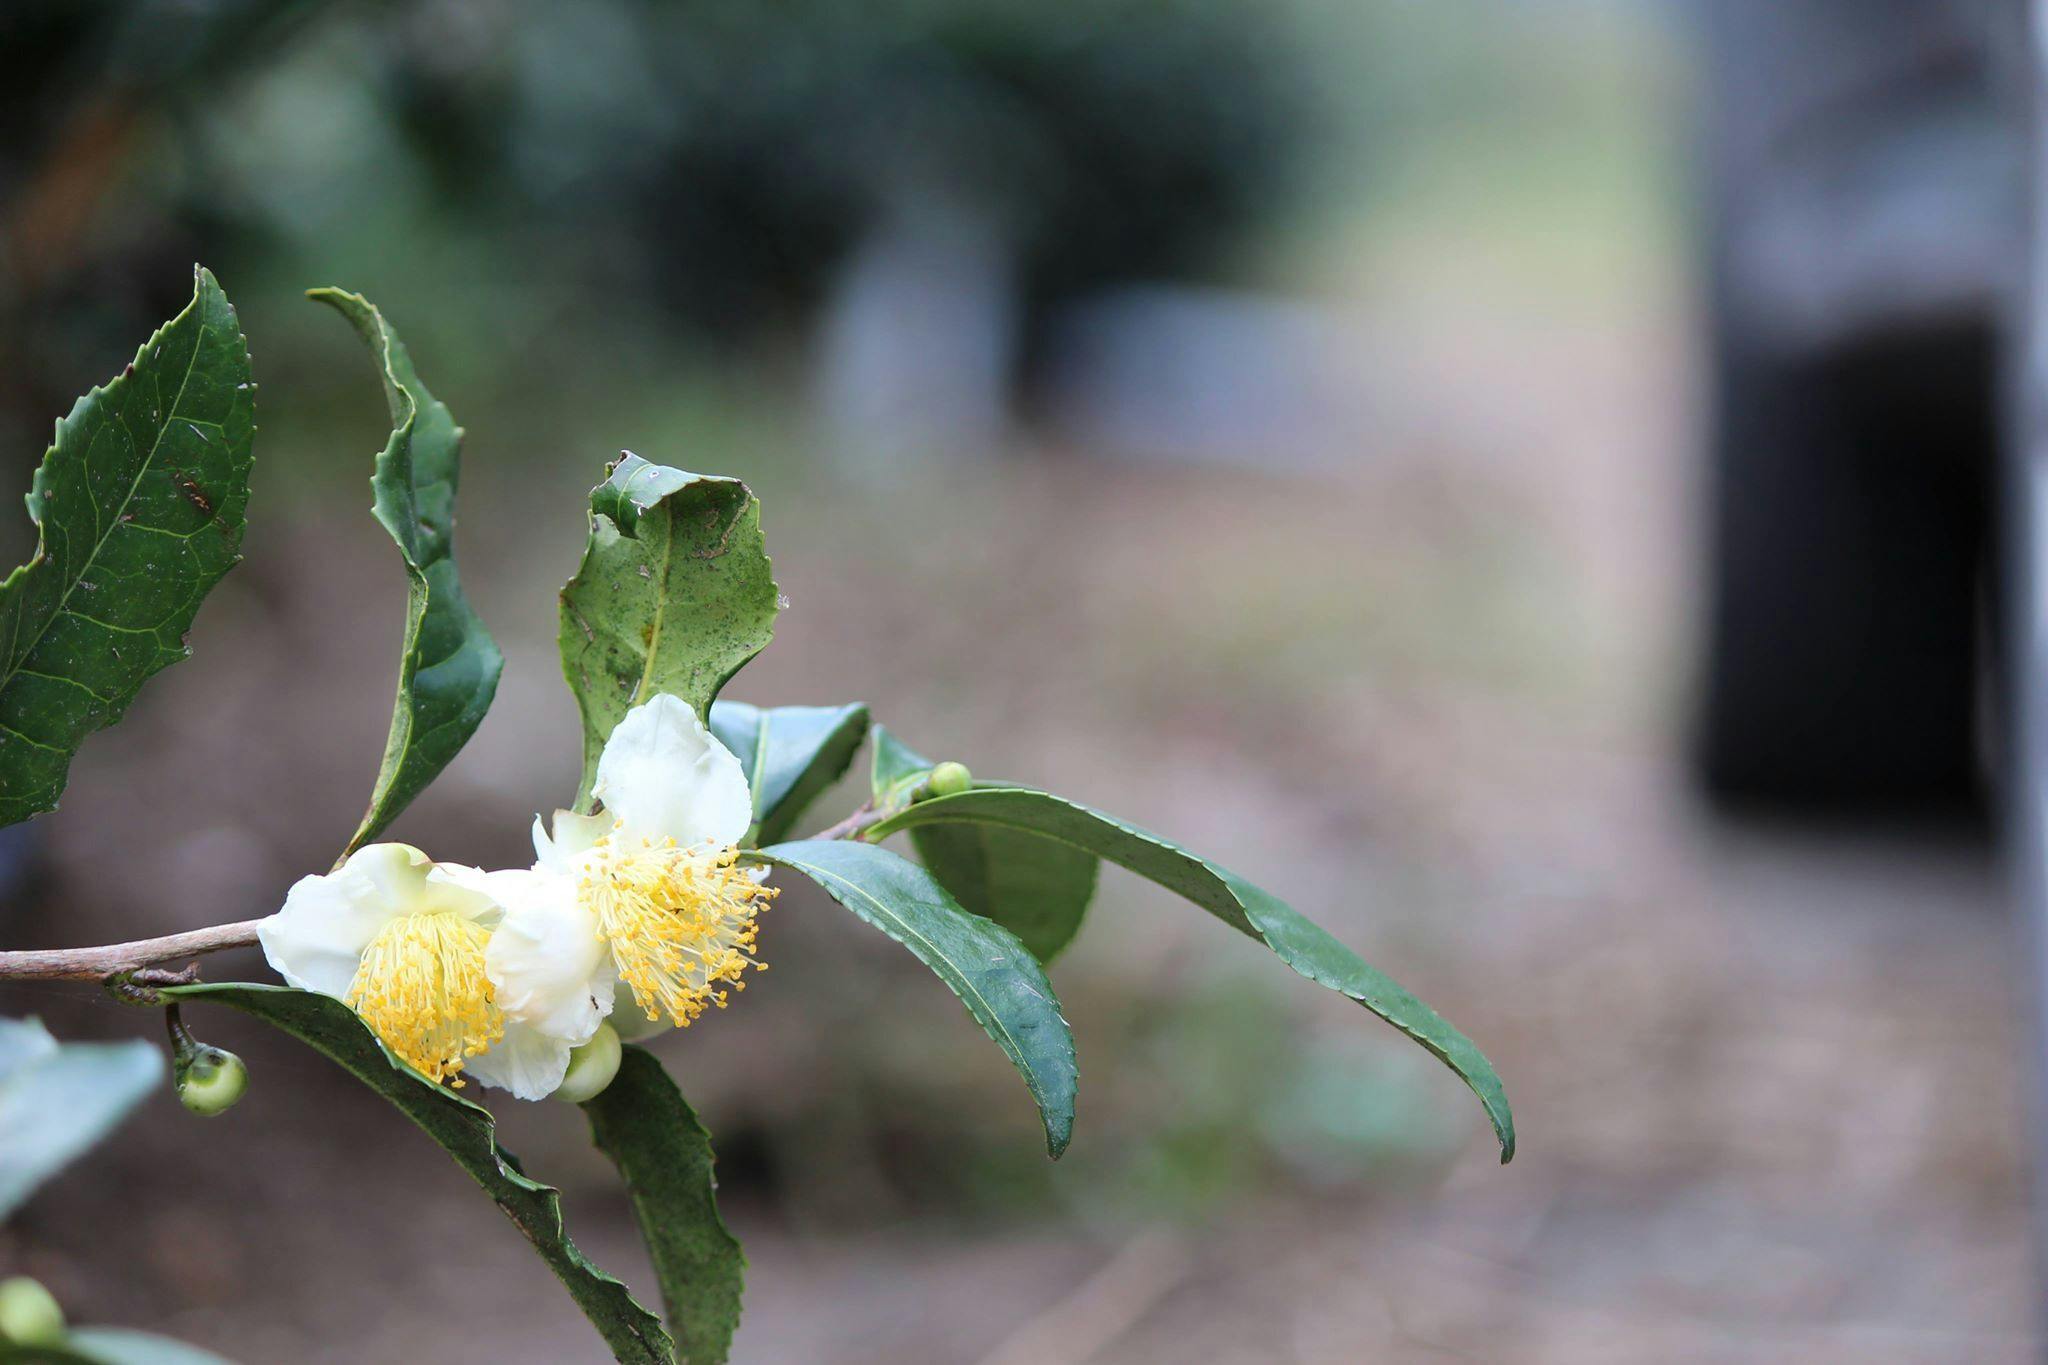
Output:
(927, 761), (973, 798)
(556, 1022), (623, 1105)
(0, 1277), (65, 1346)
(176, 1045), (249, 1118)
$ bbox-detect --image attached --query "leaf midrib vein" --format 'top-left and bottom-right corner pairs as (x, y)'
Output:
(1, 303), (211, 693)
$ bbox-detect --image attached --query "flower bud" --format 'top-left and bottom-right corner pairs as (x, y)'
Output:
(0, 1277), (65, 1346)
(926, 761), (973, 799)
(167, 1006), (247, 1117)
(557, 1022), (623, 1105)
(176, 1044), (249, 1117)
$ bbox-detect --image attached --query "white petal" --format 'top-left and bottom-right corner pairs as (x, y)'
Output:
(464, 1020), (573, 1101)
(594, 694), (752, 849)
(534, 809), (612, 872)
(259, 843), (473, 998)
(480, 868), (612, 1044)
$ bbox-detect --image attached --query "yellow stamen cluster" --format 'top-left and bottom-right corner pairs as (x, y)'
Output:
(581, 834), (772, 1027)
(345, 911), (503, 1086)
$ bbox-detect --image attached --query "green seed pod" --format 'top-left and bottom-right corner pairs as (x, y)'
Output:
(926, 761), (973, 799)
(558, 1022), (623, 1105)
(167, 1005), (248, 1117)
(0, 1276), (65, 1346)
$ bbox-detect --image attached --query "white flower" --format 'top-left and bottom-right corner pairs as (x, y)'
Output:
(485, 693), (774, 1052)
(258, 843), (597, 1098)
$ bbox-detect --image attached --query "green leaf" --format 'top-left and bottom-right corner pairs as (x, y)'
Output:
(709, 701), (868, 844)
(584, 1047), (745, 1365)
(57, 1328), (235, 1365)
(0, 1018), (163, 1220)
(865, 789), (1516, 1163)
(559, 456), (779, 809)
(0, 267), (254, 827)
(867, 724), (934, 807)
(868, 727), (1096, 961)
(910, 823), (1098, 963)
(746, 840), (1077, 1157)
(164, 984), (674, 1363)
(310, 289), (504, 858)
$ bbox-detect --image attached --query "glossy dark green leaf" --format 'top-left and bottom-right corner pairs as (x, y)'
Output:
(559, 456), (779, 809)
(867, 727), (1096, 961)
(311, 289), (504, 857)
(747, 839), (1077, 1157)
(0, 1018), (163, 1219)
(0, 267), (254, 827)
(866, 789), (1515, 1163)
(709, 701), (868, 844)
(584, 1047), (745, 1365)
(910, 823), (1098, 963)
(164, 984), (674, 1363)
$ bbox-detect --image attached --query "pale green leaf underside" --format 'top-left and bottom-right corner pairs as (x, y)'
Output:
(748, 839), (1077, 1157)
(164, 984), (674, 1363)
(584, 1047), (745, 1365)
(709, 700), (867, 844)
(53, 1327), (236, 1364)
(0, 1017), (163, 1220)
(560, 456), (779, 809)
(0, 266), (254, 827)
(866, 788), (1516, 1162)
(310, 289), (503, 857)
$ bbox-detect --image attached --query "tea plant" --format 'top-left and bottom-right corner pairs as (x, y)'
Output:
(0, 271), (1513, 1363)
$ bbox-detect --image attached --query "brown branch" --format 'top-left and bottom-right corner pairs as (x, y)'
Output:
(0, 919), (265, 982)
(811, 802), (889, 843)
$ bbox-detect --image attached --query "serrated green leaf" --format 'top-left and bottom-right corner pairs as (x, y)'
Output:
(310, 289), (504, 858)
(865, 789), (1515, 1163)
(584, 1047), (744, 1365)
(0, 1018), (163, 1220)
(746, 839), (1076, 1157)
(559, 456), (779, 809)
(709, 701), (867, 844)
(164, 984), (675, 1363)
(0, 267), (254, 827)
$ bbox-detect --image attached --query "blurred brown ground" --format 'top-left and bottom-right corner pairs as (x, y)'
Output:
(0, 23), (2036, 1365)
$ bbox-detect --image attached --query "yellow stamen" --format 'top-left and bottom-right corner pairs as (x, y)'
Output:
(344, 911), (502, 1086)
(581, 835), (772, 1027)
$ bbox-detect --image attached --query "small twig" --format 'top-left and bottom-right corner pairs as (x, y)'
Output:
(0, 919), (264, 983)
(812, 801), (889, 843)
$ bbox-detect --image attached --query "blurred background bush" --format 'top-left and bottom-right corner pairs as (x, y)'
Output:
(0, 1), (2035, 1361)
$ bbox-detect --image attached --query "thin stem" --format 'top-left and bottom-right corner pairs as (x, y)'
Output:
(0, 919), (264, 982)
(4, 783), (911, 986)
(811, 802), (888, 843)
